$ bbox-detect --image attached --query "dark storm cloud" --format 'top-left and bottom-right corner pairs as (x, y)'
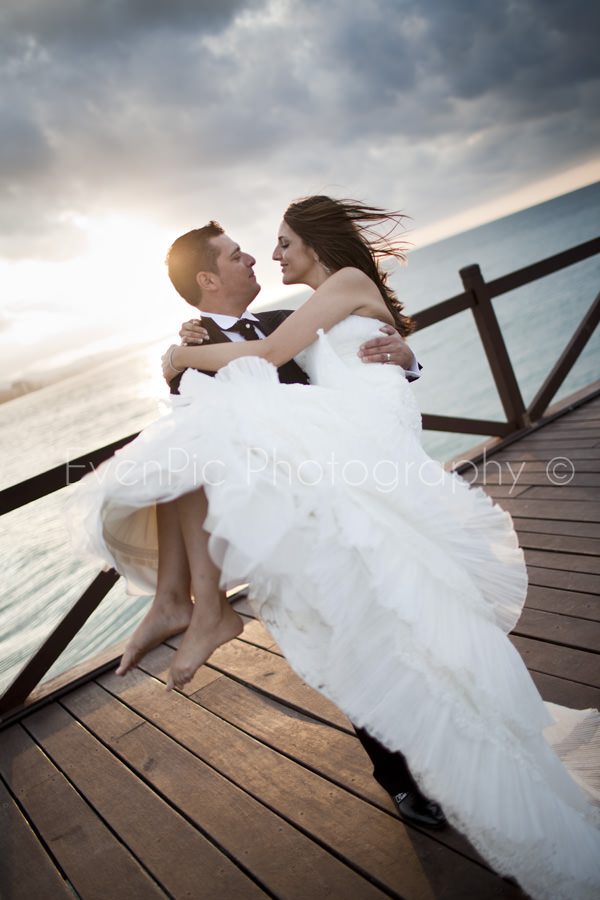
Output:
(0, 0), (252, 49)
(312, 0), (600, 134)
(0, 0), (598, 259)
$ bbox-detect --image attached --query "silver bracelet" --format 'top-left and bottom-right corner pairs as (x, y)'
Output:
(168, 346), (186, 373)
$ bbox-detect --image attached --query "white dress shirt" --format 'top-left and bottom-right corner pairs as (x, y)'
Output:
(198, 310), (265, 340)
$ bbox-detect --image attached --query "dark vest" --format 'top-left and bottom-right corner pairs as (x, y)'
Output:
(169, 309), (309, 394)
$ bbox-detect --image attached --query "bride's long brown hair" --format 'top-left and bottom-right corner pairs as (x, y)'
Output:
(283, 195), (414, 336)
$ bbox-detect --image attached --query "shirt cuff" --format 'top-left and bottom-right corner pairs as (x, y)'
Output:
(404, 352), (421, 381)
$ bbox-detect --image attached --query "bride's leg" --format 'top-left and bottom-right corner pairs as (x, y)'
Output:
(116, 501), (194, 675)
(167, 487), (243, 691)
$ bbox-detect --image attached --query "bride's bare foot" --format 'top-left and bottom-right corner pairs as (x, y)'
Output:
(166, 599), (243, 691)
(116, 593), (194, 676)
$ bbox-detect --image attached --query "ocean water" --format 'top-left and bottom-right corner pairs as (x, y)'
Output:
(1, 183), (599, 694)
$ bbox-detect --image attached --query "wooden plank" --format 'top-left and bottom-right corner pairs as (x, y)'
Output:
(512, 517), (600, 539)
(133, 642), (225, 697)
(0, 639), (127, 731)
(510, 432), (598, 448)
(0, 724), (166, 900)
(518, 485), (600, 502)
(524, 585), (600, 622)
(145, 641), (584, 878)
(238, 615), (279, 651)
(23, 703), (265, 900)
(526, 564), (600, 595)
(530, 670), (600, 709)
(497, 498), (600, 523)
(521, 423), (600, 447)
(555, 411), (600, 424)
(542, 420), (600, 432)
(144, 645), (482, 849)
(510, 636), (600, 689)
(185, 678), (508, 860)
(518, 531), (600, 557)
(487, 459), (600, 473)
(494, 448), (600, 461)
(524, 548), (600, 575)
(184, 671), (385, 791)
(556, 402), (600, 413)
(192, 675), (386, 802)
(554, 396), (600, 413)
(513, 608), (600, 654)
(170, 637), (352, 731)
(555, 412), (600, 424)
(27, 639), (126, 707)
(188, 674), (510, 864)
(474, 471), (600, 487)
(65, 679), (388, 900)
(91, 669), (519, 899)
(521, 430), (600, 441)
(0, 777), (73, 900)
(516, 433), (599, 445)
(547, 413), (600, 423)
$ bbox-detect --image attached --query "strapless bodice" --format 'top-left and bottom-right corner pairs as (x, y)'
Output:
(294, 315), (397, 378)
(294, 315), (421, 434)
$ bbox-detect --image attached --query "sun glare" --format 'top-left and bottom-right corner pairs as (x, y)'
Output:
(1, 213), (176, 338)
(74, 214), (174, 325)
(0, 213), (180, 388)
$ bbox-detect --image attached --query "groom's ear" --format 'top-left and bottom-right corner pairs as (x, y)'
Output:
(196, 270), (219, 292)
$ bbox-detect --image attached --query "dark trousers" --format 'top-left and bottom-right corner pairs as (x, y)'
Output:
(353, 726), (420, 797)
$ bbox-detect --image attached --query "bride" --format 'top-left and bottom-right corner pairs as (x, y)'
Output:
(70, 196), (599, 899)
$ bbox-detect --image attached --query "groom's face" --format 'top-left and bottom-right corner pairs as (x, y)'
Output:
(211, 233), (261, 306)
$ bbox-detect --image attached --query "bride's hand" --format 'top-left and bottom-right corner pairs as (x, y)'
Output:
(162, 345), (185, 384)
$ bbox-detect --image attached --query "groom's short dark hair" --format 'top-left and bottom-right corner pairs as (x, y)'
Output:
(166, 221), (225, 305)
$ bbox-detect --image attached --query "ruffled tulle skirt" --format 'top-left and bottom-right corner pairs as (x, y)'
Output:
(68, 344), (600, 900)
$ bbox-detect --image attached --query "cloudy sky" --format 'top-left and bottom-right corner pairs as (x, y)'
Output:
(1, 0), (599, 387)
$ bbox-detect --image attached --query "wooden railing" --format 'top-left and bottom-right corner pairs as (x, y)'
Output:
(416, 236), (600, 436)
(1, 236), (598, 724)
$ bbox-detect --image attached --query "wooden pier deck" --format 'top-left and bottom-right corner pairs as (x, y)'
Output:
(1, 392), (599, 900)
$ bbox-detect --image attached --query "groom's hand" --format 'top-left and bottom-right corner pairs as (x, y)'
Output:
(358, 325), (416, 369)
(179, 318), (209, 345)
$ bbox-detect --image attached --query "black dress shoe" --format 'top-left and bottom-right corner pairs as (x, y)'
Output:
(392, 791), (447, 830)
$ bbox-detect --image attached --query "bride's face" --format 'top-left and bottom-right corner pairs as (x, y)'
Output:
(272, 220), (318, 286)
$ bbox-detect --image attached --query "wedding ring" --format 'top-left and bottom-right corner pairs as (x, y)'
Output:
(386, 352), (391, 363)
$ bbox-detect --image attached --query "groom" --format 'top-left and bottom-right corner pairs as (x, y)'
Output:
(143, 221), (444, 831)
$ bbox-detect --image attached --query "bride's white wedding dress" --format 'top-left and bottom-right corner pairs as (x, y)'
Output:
(69, 315), (600, 899)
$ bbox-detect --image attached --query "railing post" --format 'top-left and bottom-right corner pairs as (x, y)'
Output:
(527, 290), (600, 421)
(460, 264), (529, 430)
(0, 569), (120, 718)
